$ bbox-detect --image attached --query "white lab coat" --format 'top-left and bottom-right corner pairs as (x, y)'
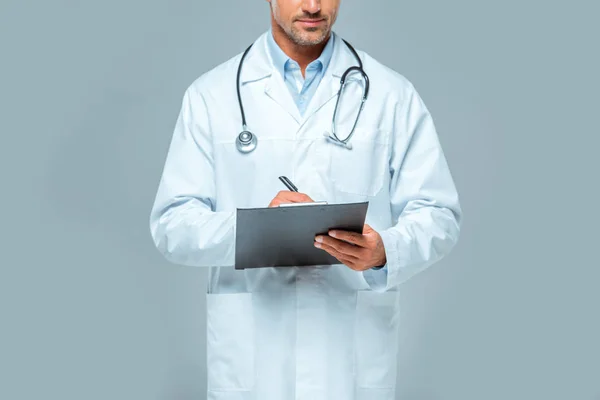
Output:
(149, 30), (461, 400)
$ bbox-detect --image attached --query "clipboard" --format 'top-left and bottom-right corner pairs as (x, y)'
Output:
(234, 201), (369, 269)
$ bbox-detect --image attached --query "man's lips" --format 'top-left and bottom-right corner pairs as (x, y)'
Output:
(296, 19), (325, 27)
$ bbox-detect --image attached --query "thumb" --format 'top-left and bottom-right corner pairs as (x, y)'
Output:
(363, 223), (374, 234)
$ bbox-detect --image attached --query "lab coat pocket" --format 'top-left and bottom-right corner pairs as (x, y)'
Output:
(206, 292), (255, 392)
(328, 132), (388, 198)
(355, 290), (399, 392)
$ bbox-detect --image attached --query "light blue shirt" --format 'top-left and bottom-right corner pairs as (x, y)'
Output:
(266, 29), (335, 116)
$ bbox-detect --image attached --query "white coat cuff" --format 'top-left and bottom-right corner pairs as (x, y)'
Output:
(361, 228), (398, 292)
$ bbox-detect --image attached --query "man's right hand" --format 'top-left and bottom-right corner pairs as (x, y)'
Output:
(268, 191), (314, 207)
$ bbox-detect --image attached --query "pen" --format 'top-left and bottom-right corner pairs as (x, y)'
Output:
(279, 176), (298, 192)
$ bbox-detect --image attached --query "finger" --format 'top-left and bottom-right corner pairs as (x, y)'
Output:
(317, 236), (364, 258)
(316, 242), (366, 270)
(275, 191), (298, 201)
(289, 192), (313, 202)
(299, 193), (313, 202)
(327, 229), (366, 247)
(272, 194), (299, 206)
(316, 240), (360, 261)
(276, 191), (313, 203)
(316, 241), (359, 264)
(268, 198), (281, 207)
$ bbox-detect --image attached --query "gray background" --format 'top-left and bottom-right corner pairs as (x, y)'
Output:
(1, 0), (598, 399)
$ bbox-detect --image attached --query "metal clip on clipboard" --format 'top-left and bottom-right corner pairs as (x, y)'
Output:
(278, 201), (328, 207)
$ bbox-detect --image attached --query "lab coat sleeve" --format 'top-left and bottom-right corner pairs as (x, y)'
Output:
(149, 85), (235, 267)
(362, 83), (462, 291)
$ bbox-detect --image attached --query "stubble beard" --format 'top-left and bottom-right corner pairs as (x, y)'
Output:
(285, 24), (329, 46)
(271, 1), (330, 46)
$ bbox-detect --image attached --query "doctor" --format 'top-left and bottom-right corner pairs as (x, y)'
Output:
(149, 0), (461, 399)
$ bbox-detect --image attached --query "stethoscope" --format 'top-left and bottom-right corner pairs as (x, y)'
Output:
(235, 38), (370, 154)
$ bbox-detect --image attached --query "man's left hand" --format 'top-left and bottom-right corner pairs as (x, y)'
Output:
(314, 224), (387, 271)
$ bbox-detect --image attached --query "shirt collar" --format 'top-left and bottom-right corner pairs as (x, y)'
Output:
(266, 28), (335, 78)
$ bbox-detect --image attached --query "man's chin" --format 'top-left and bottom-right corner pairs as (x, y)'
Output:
(292, 30), (329, 46)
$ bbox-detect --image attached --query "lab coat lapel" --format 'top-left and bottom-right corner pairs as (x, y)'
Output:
(238, 32), (271, 84)
(265, 72), (302, 124)
(238, 32), (301, 124)
(302, 33), (358, 123)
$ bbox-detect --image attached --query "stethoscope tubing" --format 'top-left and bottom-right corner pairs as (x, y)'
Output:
(236, 37), (369, 153)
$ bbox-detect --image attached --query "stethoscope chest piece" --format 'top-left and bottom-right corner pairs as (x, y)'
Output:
(236, 130), (257, 153)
